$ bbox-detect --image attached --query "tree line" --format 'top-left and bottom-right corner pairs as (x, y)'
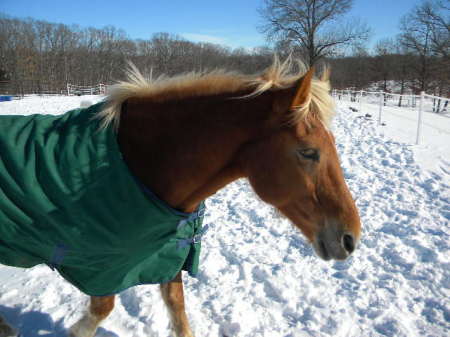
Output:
(0, 0), (448, 97)
(0, 15), (275, 95)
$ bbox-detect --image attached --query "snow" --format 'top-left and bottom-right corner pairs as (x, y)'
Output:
(336, 95), (450, 173)
(0, 95), (449, 337)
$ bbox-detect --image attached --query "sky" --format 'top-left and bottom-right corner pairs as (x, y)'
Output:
(0, 0), (421, 50)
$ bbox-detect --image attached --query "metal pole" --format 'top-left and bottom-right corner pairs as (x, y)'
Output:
(378, 91), (383, 125)
(416, 91), (425, 145)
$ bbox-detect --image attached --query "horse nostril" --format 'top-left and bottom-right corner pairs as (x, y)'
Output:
(342, 233), (355, 254)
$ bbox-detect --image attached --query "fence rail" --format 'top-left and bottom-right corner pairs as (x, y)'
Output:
(67, 83), (107, 96)
(333, 89), (449, 145)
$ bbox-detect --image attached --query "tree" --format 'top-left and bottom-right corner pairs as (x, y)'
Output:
(417, 0), (449, 58)
(398, 0), (449, 93)
(391, 42), (415, 106)
(416, 0), (450, 97)
(371, 38), (397, 92)
(258, 0), (371, 66)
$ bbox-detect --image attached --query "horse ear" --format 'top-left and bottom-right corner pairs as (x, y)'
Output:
(291, 67), (315, 109)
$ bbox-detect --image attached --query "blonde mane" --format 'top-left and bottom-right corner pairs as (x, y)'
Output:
(97, 57), (335, 130)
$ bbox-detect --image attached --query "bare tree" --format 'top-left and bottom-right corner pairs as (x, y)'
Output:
(258, 0), (371, 66)
(391, 42), (415, 106)
(417, 0), (450, 58)
(398, 0), (449, 93)
(371, 38), (397, 92)
(416, 0), (450, 97)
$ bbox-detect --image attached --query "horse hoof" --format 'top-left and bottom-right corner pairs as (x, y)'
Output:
(68, 326), (91, 337)
(172, 330), (195, 337)
(68, 319), (96, 337)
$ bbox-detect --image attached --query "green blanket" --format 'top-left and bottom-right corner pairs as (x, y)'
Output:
(0, 102), (205, 296)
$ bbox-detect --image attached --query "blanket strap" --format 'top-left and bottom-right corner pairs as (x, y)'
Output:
(176, 224), (209, 250)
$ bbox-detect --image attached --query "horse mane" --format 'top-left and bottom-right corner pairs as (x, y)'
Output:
(97, 57), (335, 130)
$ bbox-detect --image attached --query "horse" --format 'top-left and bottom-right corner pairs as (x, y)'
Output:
(0, 57), (361, 337)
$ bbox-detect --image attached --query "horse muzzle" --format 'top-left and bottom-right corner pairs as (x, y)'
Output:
(312, 226), (358, 261)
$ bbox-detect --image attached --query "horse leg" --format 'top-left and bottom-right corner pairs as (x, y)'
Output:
(0, 316), (16, 337)
(69, 296), (115, 337)
(160, 272), (194, 337)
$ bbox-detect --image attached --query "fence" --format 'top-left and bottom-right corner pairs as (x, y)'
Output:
(0, 80), (68, 98)
(333, 89), (449, 144)
(67, 83), (107, 96)
(0, 81), (109, 97)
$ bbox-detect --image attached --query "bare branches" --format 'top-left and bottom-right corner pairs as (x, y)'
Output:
(258, 0), (370, 66)
(398, 0), (449, 92)
(400, 0), (449, 57)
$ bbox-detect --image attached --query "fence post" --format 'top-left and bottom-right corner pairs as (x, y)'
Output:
(67, 83), (70, 96)
(378, 91), (383, 125)
(415, 91), (425, 145)
(436, 98), (441, 113)
(359, 90), (363, 112)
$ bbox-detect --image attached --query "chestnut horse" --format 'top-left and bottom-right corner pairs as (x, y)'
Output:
(0, 58), (360, 337)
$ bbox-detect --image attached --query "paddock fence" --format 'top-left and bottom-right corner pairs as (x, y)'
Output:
(333, 89), (449, 144)
(0, 81), (109, 98)
(0, 81), (69, 98)
(66, 83), (107, 96)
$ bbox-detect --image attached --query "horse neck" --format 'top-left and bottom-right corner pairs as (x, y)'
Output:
(117, 91), (276, 212)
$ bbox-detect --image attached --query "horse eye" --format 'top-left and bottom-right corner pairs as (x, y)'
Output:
(297, 148), (320, 161)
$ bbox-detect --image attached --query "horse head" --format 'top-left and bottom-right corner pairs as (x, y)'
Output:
(238, 64), (361, 260)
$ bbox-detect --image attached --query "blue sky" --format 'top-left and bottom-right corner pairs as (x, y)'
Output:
(0, 0), (420, 49)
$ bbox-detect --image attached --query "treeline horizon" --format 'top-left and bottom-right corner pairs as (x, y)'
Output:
(0, 14), (448, 97)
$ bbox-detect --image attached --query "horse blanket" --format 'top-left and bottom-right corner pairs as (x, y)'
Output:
(0, 102), (205, 296)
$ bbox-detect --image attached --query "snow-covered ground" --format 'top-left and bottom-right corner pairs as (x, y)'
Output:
(337, 96), (450, 173)
(0, 95), (449, 337)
